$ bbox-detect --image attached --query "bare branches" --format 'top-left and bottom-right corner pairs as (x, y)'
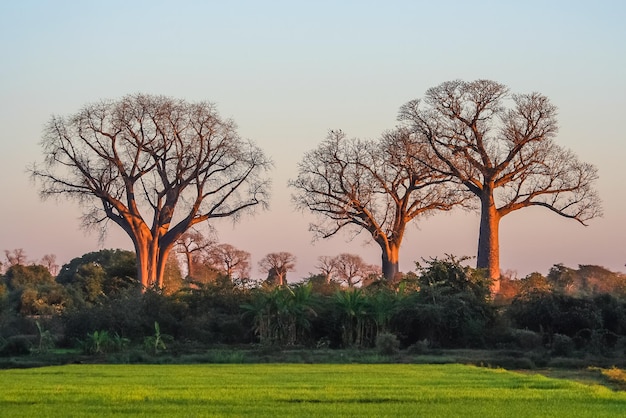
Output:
(32, 94), (271, 288)
(258, 252), (297, 286)
(399, 79), (602, 223)
(290, 128), (467, 279)
(399, 79), (602, 283)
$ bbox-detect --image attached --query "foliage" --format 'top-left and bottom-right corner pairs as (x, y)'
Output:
(241, 283), (317, 346)
(56, 249), (138, 305)
(143, 322), (172, 355)
(375, 332), (400, 355)
(34, 321), (55, 354)
(508, 292), (603, 337)
(0, 336), (31, 356)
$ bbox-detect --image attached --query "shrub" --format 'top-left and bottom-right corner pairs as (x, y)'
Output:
(375, 332), (400, 356)
(81, 330), (113, 355)
(551, 334), (575, 356)
(0, 336), (32, 356)
(510, 329), (543, 351)
(406, 339), (430, 355)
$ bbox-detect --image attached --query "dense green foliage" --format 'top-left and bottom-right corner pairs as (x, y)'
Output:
(0, 364), (625, 417)
(2, 250), (626, 362)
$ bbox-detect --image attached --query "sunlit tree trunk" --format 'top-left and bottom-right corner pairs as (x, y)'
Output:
(477, 191), (501, 293)
(381, 242), (400, 282)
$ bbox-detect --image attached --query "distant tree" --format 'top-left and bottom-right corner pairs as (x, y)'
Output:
(40, 254), (59, 276)
(206, 243), (251, 280)
(258, 252), (296, 286)
(547, 264), (577, 294)
(4, 264), (67, 315)
(333, 253), (380, 288)
(56, 249), (138, 303)
(547, 264), (626, 296)
(4, 249), (27, 267)
(5, 264), (55, 291)
(32, 94), (271, 290)
(315, 256), (338, 285)
(399, 79), (602, 292)
(161, 253), (184, 295)
(291, 129), (466, 281)
(174, 229), (214, 280)
(518, 272), (552, 296)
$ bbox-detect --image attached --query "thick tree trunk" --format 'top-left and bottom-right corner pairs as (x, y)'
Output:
(477, 192), (501, 293)
(133, 232), (166, 291)
(381, 243), (400, 282)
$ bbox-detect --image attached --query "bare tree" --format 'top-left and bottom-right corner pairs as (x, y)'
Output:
(5, 249), (28, 267)
(333, 253), (380, 288)
(40, 254), (59, 276)
(32, 94), (271, 290)
(316, 255), (338, 284)
(290, 129), (466, 281)
(399, 79), (602, 292)
(175, 229), (214, 280)
(206, 243), (251, 279)
(258, 252), (296, 286)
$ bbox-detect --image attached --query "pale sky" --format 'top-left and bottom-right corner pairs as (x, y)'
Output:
(1, 1), (624, 280)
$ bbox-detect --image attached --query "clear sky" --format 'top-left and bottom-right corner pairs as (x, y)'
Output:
(1, 0), (624, 280)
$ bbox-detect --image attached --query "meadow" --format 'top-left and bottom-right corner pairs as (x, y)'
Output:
(1, 364), (625, 417)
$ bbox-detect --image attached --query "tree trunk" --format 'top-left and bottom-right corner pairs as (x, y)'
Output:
(477, 192), (501, 293)
(133, 231), (165, 291)
(381, 243), (400, 282)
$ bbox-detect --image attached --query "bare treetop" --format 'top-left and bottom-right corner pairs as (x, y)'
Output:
(258, 252), (296, 286)
(399, 79), (602, 289)
(290, 129), (467, 280)
(32, 94), (272, 289)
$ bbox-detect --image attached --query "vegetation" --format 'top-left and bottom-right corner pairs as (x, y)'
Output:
(0, 364), (625, 417)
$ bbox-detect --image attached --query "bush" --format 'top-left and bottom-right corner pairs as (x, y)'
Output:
(510, 329), (543, 351)
(406, 339), (430, 355)
(551, 334), (575, 356)
(0, 336), (32, 356)
(375, 332), (400, 356)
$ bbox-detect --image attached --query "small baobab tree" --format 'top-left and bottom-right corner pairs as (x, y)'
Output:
(206, 243), (251, 280)
(258, 252), (296, 286)
(174, 229), (214, 280)
(5, 249), (28, 267)
(399, 79), (602, 292)
(316, 255), (338, 284)
(32, 94), (271, 290)
(333, 253), (380, 288)
(40, 254), (59, 276)
(291, 129), (466, 281)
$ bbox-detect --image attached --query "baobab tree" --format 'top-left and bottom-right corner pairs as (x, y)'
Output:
(258, 252), (296, 286)
(5, 249), (28, 267)
(333, 253), (380, 288)
(316, 255), (338, 284)
(206, 243), (251, 280)
(175, 229), (214, 280)
(399, 79), (602, 292)
(32, 94), (271, 290)
(290, 129), (466, 281)
(40, 254), (59, 276)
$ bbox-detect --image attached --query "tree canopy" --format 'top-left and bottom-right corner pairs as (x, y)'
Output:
(33, 94), (272, 290)
(399, 80), (602, 291)
(290, 129), (466, 281)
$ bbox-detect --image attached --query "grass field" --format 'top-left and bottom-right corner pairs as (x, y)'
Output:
(0, 364), (625, 417)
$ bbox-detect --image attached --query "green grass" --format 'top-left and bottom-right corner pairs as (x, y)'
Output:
(0, 364), (625, 417)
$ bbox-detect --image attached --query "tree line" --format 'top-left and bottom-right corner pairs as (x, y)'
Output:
(2, 248), (626, 360)
(30, 79), (602, 297)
